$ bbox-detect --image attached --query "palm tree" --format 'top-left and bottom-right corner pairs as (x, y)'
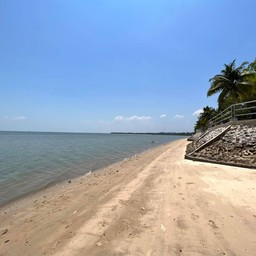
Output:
(244, 58), (256, 100)
(194, 106), (217, 131)
(207, 60), (255, 110)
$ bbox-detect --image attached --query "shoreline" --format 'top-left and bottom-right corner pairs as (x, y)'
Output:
(0, 140), (173, 210)
(0, 138), (178, 208)
(1, 139), (256, 256)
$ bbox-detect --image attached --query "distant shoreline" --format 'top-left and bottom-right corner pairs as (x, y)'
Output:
(0, 131), (193, 136)
(111, 132), (193, 136)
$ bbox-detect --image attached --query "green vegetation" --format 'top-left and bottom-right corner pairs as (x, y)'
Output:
(111, 132), (193, 136)
(194, 106), (217, 131)
(195, 58), (256, 131)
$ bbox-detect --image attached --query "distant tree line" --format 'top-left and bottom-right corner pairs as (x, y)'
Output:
(195, 58), (256, 131)
(111, 132), (193, 136)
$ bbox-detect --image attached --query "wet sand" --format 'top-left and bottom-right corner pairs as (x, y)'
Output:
(0, 139), (256, 256)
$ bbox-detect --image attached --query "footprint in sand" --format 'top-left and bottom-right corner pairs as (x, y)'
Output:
(191, 213), (199, 220)
(208, 220), (218, 229)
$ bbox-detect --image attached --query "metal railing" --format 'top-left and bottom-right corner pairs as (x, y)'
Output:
(209, 100), (256, 127)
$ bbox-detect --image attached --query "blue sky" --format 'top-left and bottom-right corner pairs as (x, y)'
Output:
(0, 0), (255, 132)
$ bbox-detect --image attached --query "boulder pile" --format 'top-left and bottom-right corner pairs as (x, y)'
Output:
(185, 124), (256, 168)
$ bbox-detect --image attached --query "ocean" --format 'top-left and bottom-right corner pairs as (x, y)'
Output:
(0, 131), (184, 206)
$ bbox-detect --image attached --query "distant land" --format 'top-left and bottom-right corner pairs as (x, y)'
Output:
(110, 132), (193, 136)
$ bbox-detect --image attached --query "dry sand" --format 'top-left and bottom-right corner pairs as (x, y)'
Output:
(0, 139), (256, 256)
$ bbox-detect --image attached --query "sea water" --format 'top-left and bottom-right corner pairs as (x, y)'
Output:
(0, 132), (184, 206)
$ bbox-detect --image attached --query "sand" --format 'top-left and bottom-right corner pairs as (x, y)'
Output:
(0, 139), (256, 256)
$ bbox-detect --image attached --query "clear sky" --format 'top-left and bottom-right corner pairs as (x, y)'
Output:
(0, 0), (255, 133)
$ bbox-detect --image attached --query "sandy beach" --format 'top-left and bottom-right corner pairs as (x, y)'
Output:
(0, 139), (256, 256)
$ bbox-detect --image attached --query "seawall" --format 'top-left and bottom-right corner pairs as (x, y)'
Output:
(185, 120), (256, 168)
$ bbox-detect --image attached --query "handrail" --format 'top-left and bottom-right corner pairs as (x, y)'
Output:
(209, 100), (256, 127)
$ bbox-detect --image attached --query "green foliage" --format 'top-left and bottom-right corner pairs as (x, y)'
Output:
(194, 58), (256, 130)
(245, 58), (256, 73)
(243, 58), (256, 100)
(194, 106), (217, 131)
(207, 60), (255, 110)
